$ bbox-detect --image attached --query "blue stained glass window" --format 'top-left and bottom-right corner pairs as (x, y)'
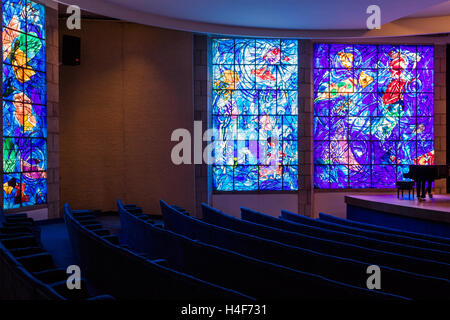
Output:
(212, 38), (299, 191)
(2, 0), (47, 208)
(313, 44), (434, 189)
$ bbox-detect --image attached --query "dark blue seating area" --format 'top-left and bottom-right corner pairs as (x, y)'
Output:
(0, 236), (66, 300)
(119, 199), (400, 300)
(0, 211), (111, 300)
(243, 209), (450, 292)
(6, 199), (447, 300)
(240, 208), (450, 264)
(278, 210), (450, 252)
(64, 203), (248, 300)
(201, 204), (449, 281)
(164, 201), (450, 299)
(319, 212), (450, 245)
(0, 208), (41, 245)
(241, 208), (450, 264)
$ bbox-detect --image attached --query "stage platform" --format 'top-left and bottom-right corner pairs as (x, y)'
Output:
(345, 194), (450, 237)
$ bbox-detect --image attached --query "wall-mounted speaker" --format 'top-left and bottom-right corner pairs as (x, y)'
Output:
(62, 35), (80, 66)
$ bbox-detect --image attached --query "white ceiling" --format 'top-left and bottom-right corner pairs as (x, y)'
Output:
(101, 0), (447, 29)
(57, 0), (450, 36)
(406, 0), (450, 17)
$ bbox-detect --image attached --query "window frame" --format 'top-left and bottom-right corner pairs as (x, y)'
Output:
(312, 42), (435, 190)
(209, 37), (300, 193)
(2, 0), (48, 210)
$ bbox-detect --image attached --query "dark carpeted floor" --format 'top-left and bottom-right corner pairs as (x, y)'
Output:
(39, 214), (121, 268)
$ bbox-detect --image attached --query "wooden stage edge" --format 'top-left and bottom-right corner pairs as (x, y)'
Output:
(344, 194), (450, 224)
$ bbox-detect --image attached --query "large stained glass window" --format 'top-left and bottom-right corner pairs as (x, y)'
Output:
(314, 44), (434, 188)
(211, 39), (298, 191)
(2, 0), (47, 208)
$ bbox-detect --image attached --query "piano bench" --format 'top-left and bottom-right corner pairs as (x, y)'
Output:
(396, 181), (415, 200)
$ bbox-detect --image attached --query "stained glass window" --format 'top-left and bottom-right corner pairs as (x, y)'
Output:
(2, 0), (47, 208)
(313, 44), (434, 189)
(211, 38), (298, 191)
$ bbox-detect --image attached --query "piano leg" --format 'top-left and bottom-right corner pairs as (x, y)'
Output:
(427, 180), (433, 198)
(416, 180), (421, 199)
(416, 180), (427, 200)
(415, 180), (418, 199)
(421, 180), (427, 199)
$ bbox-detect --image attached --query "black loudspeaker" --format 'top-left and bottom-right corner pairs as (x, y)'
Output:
(62, 35), (80, 65)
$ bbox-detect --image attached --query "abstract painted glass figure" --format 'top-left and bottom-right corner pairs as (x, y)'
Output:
(2, 0), (47, 208)
(314, 44), (434, 188)
(212, 39), (298, 191)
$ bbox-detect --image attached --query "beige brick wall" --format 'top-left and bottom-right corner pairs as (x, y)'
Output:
(59, 21), (195, 215)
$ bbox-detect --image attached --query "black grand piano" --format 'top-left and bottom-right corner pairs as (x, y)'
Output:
(403, 165), (450, 199)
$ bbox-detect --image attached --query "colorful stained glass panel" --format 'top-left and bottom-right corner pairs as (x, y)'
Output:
(314, 44), (434, 189)
(212, 38), (298, 191)
(2, 0), (46, 208)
